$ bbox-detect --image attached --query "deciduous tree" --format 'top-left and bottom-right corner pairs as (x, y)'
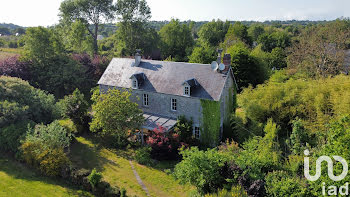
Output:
(59, 0), (117, 54)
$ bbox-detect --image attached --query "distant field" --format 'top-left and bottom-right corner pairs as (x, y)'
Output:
(0, 48), (22, 61)
(0, 154), (93, 197)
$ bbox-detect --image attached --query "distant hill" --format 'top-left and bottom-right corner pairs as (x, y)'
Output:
(0, 23), (25, 30)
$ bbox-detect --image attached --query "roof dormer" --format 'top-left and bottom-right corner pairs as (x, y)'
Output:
(130, 73), (146, 89)
(182, 78), (198, 97)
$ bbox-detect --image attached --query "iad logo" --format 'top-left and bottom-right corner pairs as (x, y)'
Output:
(304, 149), (348, 181)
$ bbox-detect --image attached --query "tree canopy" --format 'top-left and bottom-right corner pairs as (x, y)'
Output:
(59, 0), (117, 54)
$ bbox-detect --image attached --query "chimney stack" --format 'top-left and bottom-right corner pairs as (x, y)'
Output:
(223, 53), (231, 73)
(216, 48), (223, 64)
(134, 49), (142, 67)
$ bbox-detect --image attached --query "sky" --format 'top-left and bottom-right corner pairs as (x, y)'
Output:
(0, 0), (349, 27)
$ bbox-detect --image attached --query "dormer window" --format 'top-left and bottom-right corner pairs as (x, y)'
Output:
(182, 78), (199, 97)
(184, 86), (190, 96)
(130, 73), (146, 89)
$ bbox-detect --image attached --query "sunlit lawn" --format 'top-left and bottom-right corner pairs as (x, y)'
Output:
(0, 154), (92, 197)
(70, 136), (196, 197)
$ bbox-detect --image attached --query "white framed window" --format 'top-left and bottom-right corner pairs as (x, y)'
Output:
(132, 80), (138, 89)
(184, 86), (190, 96)
(143, 94), (149, 106)
(171, 98), (177, 111)
(194, 127), (200, 139)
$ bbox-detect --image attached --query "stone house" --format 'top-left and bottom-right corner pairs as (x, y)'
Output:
(98, 51), (236, 145)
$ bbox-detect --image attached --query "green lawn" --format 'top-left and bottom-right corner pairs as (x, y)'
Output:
(69, 136), (196, 197)
(0, 154), (92, 197)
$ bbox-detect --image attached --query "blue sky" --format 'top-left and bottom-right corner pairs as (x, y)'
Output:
(0, 0), (349, 27)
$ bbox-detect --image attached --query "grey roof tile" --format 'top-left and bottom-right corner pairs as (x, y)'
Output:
(98, 58), (228, 101)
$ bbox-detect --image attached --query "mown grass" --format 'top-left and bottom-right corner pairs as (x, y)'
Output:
(70, 136), (196, 197)
(0, 154), (92, 197)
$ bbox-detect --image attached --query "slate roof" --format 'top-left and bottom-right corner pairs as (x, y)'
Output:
(98, 58), (230, 101)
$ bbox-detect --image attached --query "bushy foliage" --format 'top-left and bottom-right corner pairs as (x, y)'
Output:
(228, 42), (268, 89)
(234, 119), (281, 180)
(307, 115), (350, 196)
(189, 43), (216, 64)
(204, 185), (247, 197)
(257, 31), (291, 52)
(159, 19), (194, 62)
(0, 56), (31, 80)
(88, 168), (103, 188)
(71, 53), (110, 85)
(265, 171), (309, 197)
(173, 147), (229, 194)
(23, 27), (87, 98)
(0, 76), (58, 152)
(223, 22), (252, 48)
(146, 126), (181, 160)
(20, 121), (72, 176)
(90, 89), (144, 147)
(25, 121), (73, 149)
(21, 141), (69, 176)
(173, 115), (198, 146)
(58, 88), (88, 127)
(134, 146), (152, 165)
(197, 20), (230, 47)
(238, 73), (350, 148)
(287, 20), (350, 77)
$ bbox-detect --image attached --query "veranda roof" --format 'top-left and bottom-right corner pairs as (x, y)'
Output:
(142, 113), (177, 131)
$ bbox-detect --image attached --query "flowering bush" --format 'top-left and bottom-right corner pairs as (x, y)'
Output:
(146, 126), (182, 160)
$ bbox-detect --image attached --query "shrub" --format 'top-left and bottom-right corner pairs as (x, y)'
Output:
(21, 141), (69, 176)
(88, 168), (103, 188)
(25, 121), (73, 149)
(90, 89), (144, 148)
(204, 185), (247, 197)
(173, 115), (199, 146)
(57, 88), (88, 127)
(0, 56), (31, 80)
(0, 76), (58, 152)
(173, 147), (229, 194)
(146, 126), (181, 160)
(135, 146), (152, 165)
(265, 171), (309, 197)
(0, 121), (33, 152)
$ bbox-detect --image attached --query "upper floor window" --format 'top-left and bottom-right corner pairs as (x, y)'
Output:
(132, 79), (138, 89)
(171, 98), (177, 111)
(143, 94), (149, 106)
(194, 127), (200, 139)
(184, 86), (190, 96)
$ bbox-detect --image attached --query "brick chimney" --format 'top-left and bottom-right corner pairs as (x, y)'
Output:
(223, 53), (231, 73)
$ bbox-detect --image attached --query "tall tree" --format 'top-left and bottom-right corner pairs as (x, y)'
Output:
(223, 22), (252, 48)
(113, 0), (157, 57)
(287, 20), (350, 77)
(59, 0), (117, 54)
(159, 19), (194, 62)
(197, 20), (230, 47)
